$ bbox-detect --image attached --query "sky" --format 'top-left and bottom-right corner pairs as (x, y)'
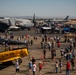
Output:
(0, 0), (76, 18)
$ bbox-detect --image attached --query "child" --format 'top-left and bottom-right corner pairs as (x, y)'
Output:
(39, 61), (42, 74)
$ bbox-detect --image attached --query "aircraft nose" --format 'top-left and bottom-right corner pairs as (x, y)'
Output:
(22, 49), (28, 56)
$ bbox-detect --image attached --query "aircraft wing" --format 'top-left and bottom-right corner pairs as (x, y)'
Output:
(0, 56), (20, 63)
(6, 39), (26, 45)
(0, 37), (26, 45)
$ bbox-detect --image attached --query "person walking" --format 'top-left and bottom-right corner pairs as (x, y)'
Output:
(43, 43), (46, 59)
(39, 61), (42, 75)
(60, 48), (64, 59)
(59, 59), (63, 73)
(71, 58), (75, 71)
(55, 61), (59, 73)
(15, 59), (20, 75)
(30, 39), (33, 46)
(28, 60), (32, 70)
(66, 60), (71, 75)
(28, 60), (32, 74)
(32, 62), (37, 75)
(58, 42), (60, 48)
(43, 49), (46, 59)
(51, 48), (56, 60)
(48, 42), (51, 51)
(32, 56), (36, 64)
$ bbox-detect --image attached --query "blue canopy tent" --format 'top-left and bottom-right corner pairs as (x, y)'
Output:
(63, 28), (70, 32)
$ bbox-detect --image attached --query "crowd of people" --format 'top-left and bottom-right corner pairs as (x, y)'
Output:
(26, 34), (76, 75)
(1, 32), (76, 75)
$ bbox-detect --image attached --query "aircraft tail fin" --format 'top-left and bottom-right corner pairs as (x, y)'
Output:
(64, 16), (69, 20)
(8, 19), (12, 26)
(33, 14), (36, 27)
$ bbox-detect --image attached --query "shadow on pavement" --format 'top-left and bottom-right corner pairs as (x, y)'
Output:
(0, 61), (13, 70)
(20, 69), (29, 75)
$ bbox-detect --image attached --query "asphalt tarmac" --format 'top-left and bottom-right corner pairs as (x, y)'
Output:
(0, 29), (76, 75)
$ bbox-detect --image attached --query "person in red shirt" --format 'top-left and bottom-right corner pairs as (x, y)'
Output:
(66, 60), (70, 75)
(58, 42), (60, 48)
(39, 61), (42, 75)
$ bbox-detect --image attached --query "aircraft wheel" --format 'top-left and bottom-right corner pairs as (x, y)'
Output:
(28, 28), (31, 30)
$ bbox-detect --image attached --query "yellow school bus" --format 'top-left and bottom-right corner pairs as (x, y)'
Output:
(0, 47), (28, 63)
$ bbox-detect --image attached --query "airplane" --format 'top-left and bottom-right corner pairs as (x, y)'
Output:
(0, 36), (28, 64)
(0, 47), (28, 63)
(15, 19), (34, 30)
(50, 16), (69, 23)
(0, 18), (20, 32)
(0, 37), (26, 45)
(0, 17), (34, 32)
(45, 16), (69, 25)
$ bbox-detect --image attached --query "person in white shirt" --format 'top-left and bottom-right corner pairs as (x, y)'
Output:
(55, 61), (59, 73)
(32, 62), (37, 75)
(48, 42), (51, 51)
(60, 48), (64, 58)
(15, 59), (20, 75)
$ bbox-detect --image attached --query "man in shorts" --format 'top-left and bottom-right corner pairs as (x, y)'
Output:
(15, 59), (20, 75)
